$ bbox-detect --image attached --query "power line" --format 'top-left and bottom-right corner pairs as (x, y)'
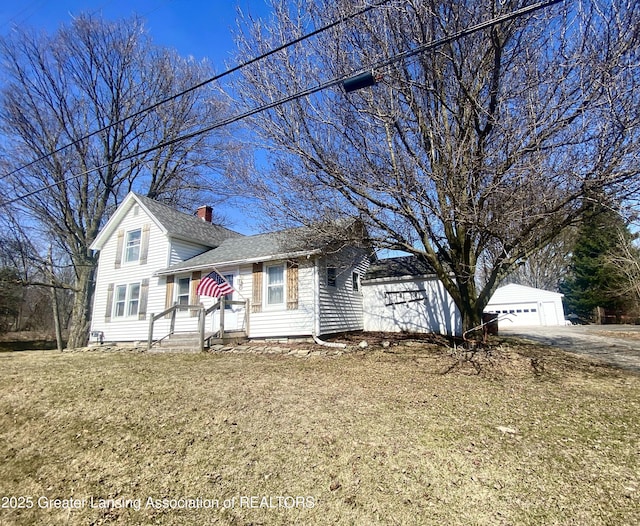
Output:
(1, 0), (394, 181)
(1, 0), (563, 207)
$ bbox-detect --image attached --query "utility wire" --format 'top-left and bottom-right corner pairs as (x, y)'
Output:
(1, 0), (563, 207)
(1, 0), (394, 181)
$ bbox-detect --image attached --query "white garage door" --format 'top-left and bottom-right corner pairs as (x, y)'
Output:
(487, 303), (541, 326)
(541, 301), (559, 325)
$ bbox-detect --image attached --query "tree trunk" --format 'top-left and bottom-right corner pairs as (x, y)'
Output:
(49, 248), (63, 352)
(66, 257), (96, 349)
(457, 295), (483, 337)
(51, 286), (63, 352)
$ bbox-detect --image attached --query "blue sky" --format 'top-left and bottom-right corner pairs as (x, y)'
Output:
(0, 1), (272, 68)
(0, 1), (274, 233)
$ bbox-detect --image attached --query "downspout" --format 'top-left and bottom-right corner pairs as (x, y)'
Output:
(312, 255), (320, 339)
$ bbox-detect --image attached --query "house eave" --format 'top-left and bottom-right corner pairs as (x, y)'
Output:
(154, 249), (322, 276)
(362, 274), (438, 284)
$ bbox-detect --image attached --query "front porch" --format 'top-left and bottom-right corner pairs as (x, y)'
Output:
(147, 297), (248, 351)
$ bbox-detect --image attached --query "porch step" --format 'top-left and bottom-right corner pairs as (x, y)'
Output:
(150, 331), (247, 351)
(209, 330), (248, 345)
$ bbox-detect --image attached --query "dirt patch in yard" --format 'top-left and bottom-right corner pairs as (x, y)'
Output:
(0, 337), (638, 525)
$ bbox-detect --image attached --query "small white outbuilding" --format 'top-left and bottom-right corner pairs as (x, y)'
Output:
(484, 283), (566, 327)
(362, 256), (461, 336)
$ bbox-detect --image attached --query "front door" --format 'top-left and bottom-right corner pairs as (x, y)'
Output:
(211, 272), (244, 333)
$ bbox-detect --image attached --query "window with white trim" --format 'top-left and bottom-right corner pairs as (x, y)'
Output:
(114, 285), (127, 318)
(266, 264), (285, 306)
(176, 277), (190, 306)
(127, 283), (140, 316)
(223, 274), (234, 308)
(113, 283), (141, 318)
(124, 229), (141, 263)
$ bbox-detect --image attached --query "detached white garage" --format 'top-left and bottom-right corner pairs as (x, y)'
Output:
(484, 283), (566, 327)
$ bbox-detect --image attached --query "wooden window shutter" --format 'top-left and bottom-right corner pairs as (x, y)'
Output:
(190, 271), (201, 317)
(139, 224), (150, 265)
(138, 278), (149, 320)
(105, 283), (114, 322)
(287, 260), (299, 310)
(252, 263), (262, 313)
(114, 230), (124, 269)
(164, 275), (174, 318)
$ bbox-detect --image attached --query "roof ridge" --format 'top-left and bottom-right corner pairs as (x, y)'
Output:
(134, 193), (243, 237)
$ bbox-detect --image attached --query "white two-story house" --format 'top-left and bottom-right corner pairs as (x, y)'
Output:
(89, 192), (370, 345)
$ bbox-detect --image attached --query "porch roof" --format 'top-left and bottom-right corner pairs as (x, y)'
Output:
(157, 226), (322, 275)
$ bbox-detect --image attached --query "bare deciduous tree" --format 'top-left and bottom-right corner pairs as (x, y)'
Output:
(605, 231), (640, 315)
(0, 15), (237, 347)
(490, 227), (576, 292)
(231, 0), (640, 333)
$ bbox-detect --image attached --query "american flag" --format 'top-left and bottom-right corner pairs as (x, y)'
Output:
(196, 270), (233, 298)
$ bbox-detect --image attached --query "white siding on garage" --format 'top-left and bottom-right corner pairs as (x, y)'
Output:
(90, 205), (170, 343)
(362, 276), (461, 336)
(484, 284), (565, 327)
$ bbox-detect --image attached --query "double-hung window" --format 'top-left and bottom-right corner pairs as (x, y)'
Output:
(124, 229), (141, 263)
(266, 264), (285, 306)
(127, 283), (140, 316)
(113, 283), (141, 318)
(114, 285), (127, 318)
(176, 277), (190, 307)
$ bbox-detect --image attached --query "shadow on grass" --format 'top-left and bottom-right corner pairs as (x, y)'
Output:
(0, 339), (62, 352)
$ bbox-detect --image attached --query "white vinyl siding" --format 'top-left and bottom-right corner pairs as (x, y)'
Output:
(168, 238), (213, 266)
(318, 250), (369, 336)
(90, 203), (170, 342)
(244, 260), (315, 338)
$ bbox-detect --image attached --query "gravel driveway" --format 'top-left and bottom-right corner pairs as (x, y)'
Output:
(500, 325), (640, 373)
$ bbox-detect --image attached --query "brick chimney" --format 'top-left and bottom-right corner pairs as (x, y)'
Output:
(196, 205), (213, 222)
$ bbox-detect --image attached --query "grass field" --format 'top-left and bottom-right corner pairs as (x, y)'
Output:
(0, 338), (639, 525)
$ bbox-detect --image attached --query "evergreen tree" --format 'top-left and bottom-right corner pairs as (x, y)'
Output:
(560, 200), (633, 321)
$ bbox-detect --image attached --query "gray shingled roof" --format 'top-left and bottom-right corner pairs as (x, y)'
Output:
(136, 193), (242, 247)
(365, 255), (436, 280)
(160, 226), (322, 273)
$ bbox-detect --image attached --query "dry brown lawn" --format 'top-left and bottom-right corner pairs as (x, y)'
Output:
(0, 337), (639, 525)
